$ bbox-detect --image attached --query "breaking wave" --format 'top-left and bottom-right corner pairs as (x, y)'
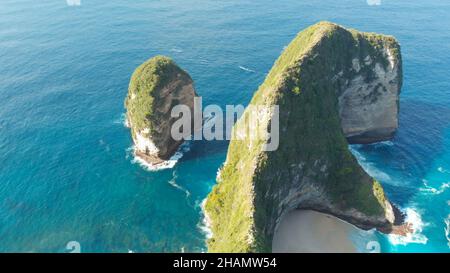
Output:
(388, 207), (428, 246)
(131, 142), (191, 171)
(198, 198), (213, 240)
(445, 215), (450, 248)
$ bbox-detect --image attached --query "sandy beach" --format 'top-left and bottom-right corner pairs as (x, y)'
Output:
(272, 210), (361, 253)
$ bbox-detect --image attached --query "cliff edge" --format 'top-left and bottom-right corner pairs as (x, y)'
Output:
(205, 22), (404, 252)
(125, 56), (197, 165)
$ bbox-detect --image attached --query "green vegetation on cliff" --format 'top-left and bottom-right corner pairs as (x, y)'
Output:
(125, 56), (191, 136)
(205, 22), (399, 252)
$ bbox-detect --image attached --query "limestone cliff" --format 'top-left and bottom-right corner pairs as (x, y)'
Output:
(205, 22), (403, 252)
(337, 27), (402, 143)
(125, 56), (197, 164)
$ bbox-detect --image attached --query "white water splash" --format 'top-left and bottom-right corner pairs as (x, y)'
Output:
(216, 166), (223, 181)
(388, 208), (428, 246)
(198, 198), (213, 239)
(445, 215), (450, 248)
(131, 142), (191, 171)
(239, 65), (255, 73)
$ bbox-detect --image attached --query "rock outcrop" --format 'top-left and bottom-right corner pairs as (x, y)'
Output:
(205, 22), (403, 252)
(125, 56), (197, 164)
(337, 28), (402, 144)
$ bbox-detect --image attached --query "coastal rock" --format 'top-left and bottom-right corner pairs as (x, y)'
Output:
(337, 29), (402, 144)
(205, 22), (404, 252)
(125, 56), (197, 164)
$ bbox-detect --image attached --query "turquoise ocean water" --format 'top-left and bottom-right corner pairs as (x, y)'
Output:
(0, 0), (449, 252)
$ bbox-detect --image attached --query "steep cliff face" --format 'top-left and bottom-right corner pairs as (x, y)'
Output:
(205, 22), (403, 253)
(125, 56), (197, 164)
(337, 28), (402, 144)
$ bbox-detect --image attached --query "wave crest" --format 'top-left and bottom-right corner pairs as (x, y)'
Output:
(388, 208), (428, 246)
(445, 215), (450, 249)
(198, 198), (213, 240)
(131, 142), (191, 171)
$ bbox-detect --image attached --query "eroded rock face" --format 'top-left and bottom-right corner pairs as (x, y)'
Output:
(125, 56), (197, 164)
(205, 22), (403, 253)
(336, 35), (402, 144)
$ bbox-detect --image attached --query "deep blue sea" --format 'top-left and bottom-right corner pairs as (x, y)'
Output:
(0, 0), (449, 253)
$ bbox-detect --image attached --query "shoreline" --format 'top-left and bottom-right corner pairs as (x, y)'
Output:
(133, 150), (179, 171)
(272, 210), (368, 253)
(132, 142), (190, 171)
(200, 198), (213, 240)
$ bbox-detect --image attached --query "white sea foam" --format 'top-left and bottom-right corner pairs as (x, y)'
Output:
(349, 145), (366, 160)
(239, 65), (255, 73)
(372, 141), (394, 148)
(125, 146), (133, 160)
(445, 215), (450, 249)
(388, 208), (428, 246)
(168, 171), (190, 198)
(438, 167), (450, 174)
(114, 113), (129, 127)
(198, 198), (213, 239)
(349, 146), (393, 183)
(216, 166), (223, 181)
(170, 47), (183, 53)
(131, 142), (191, 171)
(420, 179), (450, 195)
